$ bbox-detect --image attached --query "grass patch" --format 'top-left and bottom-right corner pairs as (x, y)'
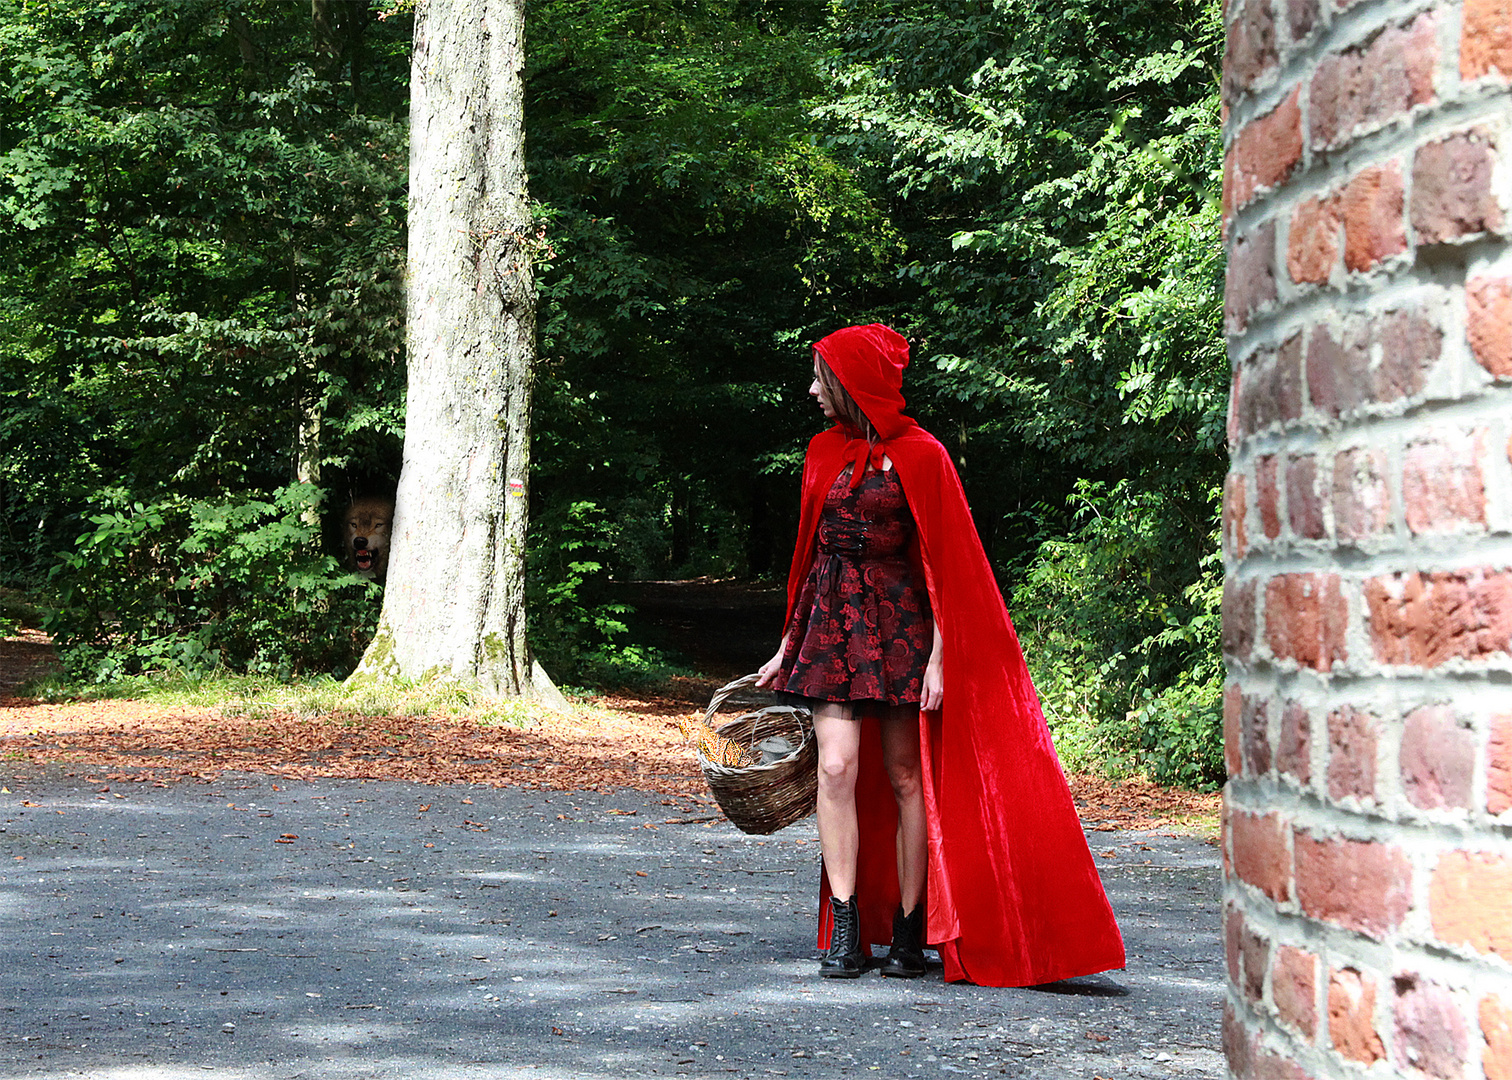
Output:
(19, 667), (540, 727)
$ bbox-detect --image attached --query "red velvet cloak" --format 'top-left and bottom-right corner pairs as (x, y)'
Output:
(790, 324), (1125, 987)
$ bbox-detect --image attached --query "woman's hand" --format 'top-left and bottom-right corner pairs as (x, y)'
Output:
(754, 641), (787, 689)
(920, 619), (944, 711)
(921, 657), (944, 712)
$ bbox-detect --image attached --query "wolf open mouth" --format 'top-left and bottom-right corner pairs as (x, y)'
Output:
(355, 549), (375, 571)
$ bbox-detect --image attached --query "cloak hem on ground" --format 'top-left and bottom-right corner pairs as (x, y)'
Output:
(788, 324), (1126, 987)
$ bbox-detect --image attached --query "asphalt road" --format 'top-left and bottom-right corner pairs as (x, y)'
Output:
(0, 772), (1224, 1079)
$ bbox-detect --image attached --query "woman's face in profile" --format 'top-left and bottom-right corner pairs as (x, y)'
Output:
(810, 360), (837, 420)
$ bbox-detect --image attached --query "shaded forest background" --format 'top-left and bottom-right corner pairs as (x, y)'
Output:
(0, 0), (1227, 787)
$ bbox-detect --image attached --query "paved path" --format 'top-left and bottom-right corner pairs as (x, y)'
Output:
(1, 773), (1223, 1079)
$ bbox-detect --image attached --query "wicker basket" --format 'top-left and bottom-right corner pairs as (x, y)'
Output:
(695, 673), (817, 835)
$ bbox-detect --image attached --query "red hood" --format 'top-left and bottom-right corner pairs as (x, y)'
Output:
(813, 324), (916, 441)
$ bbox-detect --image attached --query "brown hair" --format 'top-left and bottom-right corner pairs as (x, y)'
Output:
(814, 351), (875, 442)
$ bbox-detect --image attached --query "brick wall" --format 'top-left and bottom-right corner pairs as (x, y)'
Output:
(1222, 0), (1512, 1077)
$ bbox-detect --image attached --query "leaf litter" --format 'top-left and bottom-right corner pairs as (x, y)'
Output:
(0, 632), (1217, 833)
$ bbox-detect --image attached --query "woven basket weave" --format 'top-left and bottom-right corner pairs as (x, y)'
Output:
(695, 673), (816, 835)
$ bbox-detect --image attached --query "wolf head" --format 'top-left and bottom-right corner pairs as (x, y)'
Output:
(344, 496), (394, 582)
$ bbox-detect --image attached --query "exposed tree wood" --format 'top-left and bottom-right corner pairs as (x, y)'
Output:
(354, 0), (560, 704)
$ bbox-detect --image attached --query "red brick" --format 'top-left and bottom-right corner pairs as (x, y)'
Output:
(1365, 568), (1512, 666)
(1258, 455), (1282, 539)
(1264, 572), (1348, 671)
(1330, 967), (1386, 1063)
(1230, 808), (1292, 902)
(1230, 88), (1304, 210)
(1413, 131), (1503, 244)
(1237, 349), (1266, 435)
(1306, 307), (1442, 427)
(1403, 430), (1487, 535)
(1287, 454), (1325, 539)
(1224, 577), (1258, 661)
(1489, 715), (1512, 814)
(1310, 14), (1437, 151)
(1226, 901), (1244, 984)
(1400, 706), (1476, 810)
(1394, 975), (1468, 1079)
(1468, 275), (1512, 377)
(1342, 162), (1408, 272)
(1225, 471), (1249, 560)
(1275, 331), (1303, 422)
(1252, 1047), (1312, 1080)
(1244, 695), (1272, 776)
(1333, 447), (1391, 543)
(1288, 194), (1341, 284)
(1295, 833), (1412, 937)
(1273, 944), (1319, 1038)
(1463, 0), (1512, 80)
(1225, 0), (1279, 103)
(1226, 221), (1278, 335)
(1482, 995), (1512, 1080)
(1225, 999), (1253, 1076)
(1372, 308), (1441, 402)
(1328, 706), (1378, 803)
(1288, 0), (1318, 41)
(1242, 925), (1270, 1002)
(1278, 700), (1311, 785)
(1306, 323), (1370, 418)
(1225, 683), (1244, 778)
(1431, 850), (1512, 960)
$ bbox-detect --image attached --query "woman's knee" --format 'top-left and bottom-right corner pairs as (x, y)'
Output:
(885, 758), (922, 801)
(817, 749), (858, 793)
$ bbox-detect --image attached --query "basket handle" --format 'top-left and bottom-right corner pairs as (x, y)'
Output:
(703, 672), (762, 726)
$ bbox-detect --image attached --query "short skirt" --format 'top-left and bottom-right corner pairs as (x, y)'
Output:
(773, 467), (931, 706)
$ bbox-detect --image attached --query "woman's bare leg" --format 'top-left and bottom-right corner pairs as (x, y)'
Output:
(813, 703), (861, 899)
(878, 704), (927, 913)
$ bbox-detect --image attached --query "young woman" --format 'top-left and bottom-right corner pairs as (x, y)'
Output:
(756, 324), (1125, 987)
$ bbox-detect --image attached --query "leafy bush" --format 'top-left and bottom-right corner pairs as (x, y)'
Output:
(527, 499), (631, 675)
(573, 643), (695, 691)
(1017, 481), (1225, 791)
(526, 498), (692, 689)
(46, 484), (379, 681)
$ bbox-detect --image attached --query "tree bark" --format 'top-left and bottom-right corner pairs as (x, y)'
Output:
(353, 0), (560, 703)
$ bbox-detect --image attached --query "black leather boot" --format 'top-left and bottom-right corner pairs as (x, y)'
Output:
(818, 894), (867, 978)
(878, 903), (926, 978)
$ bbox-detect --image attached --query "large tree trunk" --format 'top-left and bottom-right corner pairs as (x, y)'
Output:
(353, 0), (559, 703)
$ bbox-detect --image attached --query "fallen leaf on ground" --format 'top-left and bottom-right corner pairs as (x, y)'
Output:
(0, 632), (1219, 833)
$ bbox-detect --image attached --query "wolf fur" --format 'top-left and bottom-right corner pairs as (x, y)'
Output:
(344, 495), (394, 582)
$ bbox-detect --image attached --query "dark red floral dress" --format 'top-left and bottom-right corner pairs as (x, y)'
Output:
(775, 467), (932, 705)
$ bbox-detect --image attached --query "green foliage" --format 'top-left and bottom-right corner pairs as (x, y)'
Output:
(527, 500), (632, 673)
(0, 0), (407, 678)
(46, 483), (380, 681)
(815, 0), (1228, 787)
(0, 0), (409, 577)
(527, 0), (900, 582)
(1016, 482), (1224, 789)
(525, 498), (693, 689)
(2, 0), (1233, 787)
